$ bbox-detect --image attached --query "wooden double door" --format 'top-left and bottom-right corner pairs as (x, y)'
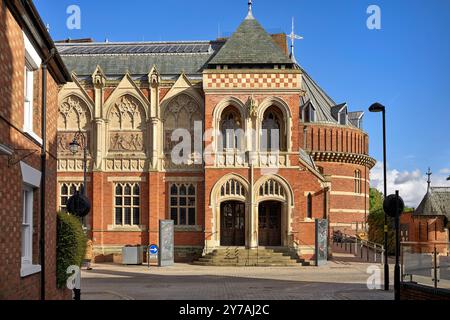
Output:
(220, 201), (245, 246)
(258, 201), (282, 246)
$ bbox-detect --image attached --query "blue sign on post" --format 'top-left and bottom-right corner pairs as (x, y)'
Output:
(149, 244), (158, 255)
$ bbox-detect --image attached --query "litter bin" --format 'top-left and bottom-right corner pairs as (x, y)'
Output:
(122, 245), (143, 265)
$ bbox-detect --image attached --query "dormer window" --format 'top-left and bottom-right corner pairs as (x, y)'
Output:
(339, 110), (348, 125)
(348, 112), (364, 129)
(303, 102), (316, 123)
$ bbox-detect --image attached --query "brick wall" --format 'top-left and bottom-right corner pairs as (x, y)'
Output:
(0, 0), (70, 300)
(401, 283), (450, 300)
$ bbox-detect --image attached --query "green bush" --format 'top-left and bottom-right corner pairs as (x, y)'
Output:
(56, 212), (87, 289)
(367, 208), (395, 255)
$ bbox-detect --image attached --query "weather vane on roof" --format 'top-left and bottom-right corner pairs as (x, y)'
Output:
(246, 0), (254, 19)
(289, 17), (304, 64)
(426, 167), (432, 192)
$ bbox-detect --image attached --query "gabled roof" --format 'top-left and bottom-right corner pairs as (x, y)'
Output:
(414, 187), (450, 218)
(208, 16), (294, 66)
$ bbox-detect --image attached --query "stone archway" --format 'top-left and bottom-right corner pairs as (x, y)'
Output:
(209, 174), (250, 249)
(253, 175), (295, 247)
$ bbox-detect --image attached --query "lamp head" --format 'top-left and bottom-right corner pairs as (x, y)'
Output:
(369, 103), (385, 113)
(69, 139), (81, 155)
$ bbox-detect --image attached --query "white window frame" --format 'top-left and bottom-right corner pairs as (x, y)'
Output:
(59, 182), (83, 212)
(20, 162), (42, 277)
(23, 31), (42, 145)
(169, 183), (197, 226)
(114, 183), (141, 226)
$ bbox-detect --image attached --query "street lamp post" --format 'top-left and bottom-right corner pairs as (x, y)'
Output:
(369, 102), (390, 291)
(69, 130), (87, 198)
(68, 130), (88, 301)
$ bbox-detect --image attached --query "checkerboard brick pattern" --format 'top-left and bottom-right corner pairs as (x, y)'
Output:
(204, 72), (301, 89)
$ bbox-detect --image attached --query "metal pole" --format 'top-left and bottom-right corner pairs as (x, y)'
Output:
(394, 191), (401, 301)
(39, 62), (48, 301)
(382, 109), (390, 291)
(81, 133), (87, 197)
(434, 246), (438, 289)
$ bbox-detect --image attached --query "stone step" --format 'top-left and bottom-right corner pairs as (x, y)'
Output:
(198, 258), (298, 264)
(192, 261), (300, 267)
(193, 247), (310, 267)
(210, 253), (292, 258)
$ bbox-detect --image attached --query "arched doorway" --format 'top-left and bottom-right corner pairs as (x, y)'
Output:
(258, 201), (282, 246)
(220, 201), (245, 246)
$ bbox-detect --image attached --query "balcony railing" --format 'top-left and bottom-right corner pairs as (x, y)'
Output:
(214, 151), (290, 168)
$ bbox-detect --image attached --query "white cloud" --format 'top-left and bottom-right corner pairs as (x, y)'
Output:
(439, 168), (450, 175)
(370, 163), (450, 208)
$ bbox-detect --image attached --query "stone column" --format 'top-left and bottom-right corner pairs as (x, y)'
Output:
(92, 66), (106, 171)
(150, 118), (161, 171)
(248, 203), (259, 249)
(94, 119), (105, 171)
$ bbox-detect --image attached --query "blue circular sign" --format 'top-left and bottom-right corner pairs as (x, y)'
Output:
(149, 244), (159, 255)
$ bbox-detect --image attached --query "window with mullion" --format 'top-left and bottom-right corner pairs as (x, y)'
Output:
(59, 182), (83, 212)
(114, 183), (140, 226)
(169, 183), (196, 226)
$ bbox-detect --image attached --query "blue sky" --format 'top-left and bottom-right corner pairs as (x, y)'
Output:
(34, 0), (450, 205)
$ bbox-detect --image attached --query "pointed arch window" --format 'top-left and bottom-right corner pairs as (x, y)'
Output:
(259, 179), (285, 198)
(261, 106), (286, 152)
(219, 106), (243, 151)
(220, 179), (246, 198)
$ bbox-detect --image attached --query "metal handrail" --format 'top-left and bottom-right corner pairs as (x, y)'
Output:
(203, 231), (219, 255)
(333, 232), (385, 264)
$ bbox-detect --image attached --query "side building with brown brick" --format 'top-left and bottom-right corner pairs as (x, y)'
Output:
(0, 0), (71, 299)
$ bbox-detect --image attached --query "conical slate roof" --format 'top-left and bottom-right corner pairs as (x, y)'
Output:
(209, 16), (294, 66)
(414, 187), (450, 218)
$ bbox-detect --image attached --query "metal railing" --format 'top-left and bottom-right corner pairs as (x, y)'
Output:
(401, 241), (450, 289)
(333, 232), (385, 264)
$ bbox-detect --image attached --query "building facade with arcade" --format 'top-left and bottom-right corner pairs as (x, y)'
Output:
(55, 5), (375, 262)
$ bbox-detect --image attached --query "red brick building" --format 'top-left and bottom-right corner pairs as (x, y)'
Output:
(400, 187), (450, 253)
(55, 5), (375, 263)
(0, 0), (71, 299)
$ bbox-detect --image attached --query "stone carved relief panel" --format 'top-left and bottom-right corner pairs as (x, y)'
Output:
(58, 95), (92, 158)
(163, 94), (202, 170)
(57, 131), (90, 156)
(58, 95), (91, 131)
(109, 95), (145, 130)
(108, 95), (147, 155)
(109, 132), (144, 152)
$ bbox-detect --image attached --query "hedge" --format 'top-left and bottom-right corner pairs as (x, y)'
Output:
(56, 212), (87, 289)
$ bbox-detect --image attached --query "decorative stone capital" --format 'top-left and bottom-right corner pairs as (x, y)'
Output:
(149, 65), (160, 88)
(92, 65), (106, 89)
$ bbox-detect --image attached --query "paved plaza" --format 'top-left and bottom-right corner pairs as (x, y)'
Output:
(80, 256), (395, 300)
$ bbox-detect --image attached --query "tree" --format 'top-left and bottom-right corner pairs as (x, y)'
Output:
(370, 188), (384, 212)
(368, 188), (395, 254)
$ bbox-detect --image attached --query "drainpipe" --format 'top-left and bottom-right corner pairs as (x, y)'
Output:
(40, 48), (56, 301)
